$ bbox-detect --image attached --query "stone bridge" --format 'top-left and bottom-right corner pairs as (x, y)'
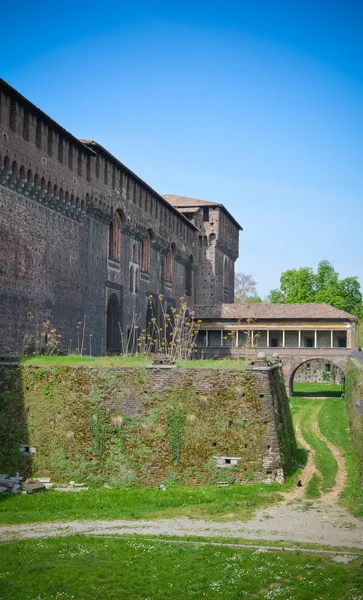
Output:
(248, 347), (350, 396)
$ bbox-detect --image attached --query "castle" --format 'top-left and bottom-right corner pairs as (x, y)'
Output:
(0, 79), (241, 354)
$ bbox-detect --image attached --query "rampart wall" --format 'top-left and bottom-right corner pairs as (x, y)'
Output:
(0, 363), (296, 486)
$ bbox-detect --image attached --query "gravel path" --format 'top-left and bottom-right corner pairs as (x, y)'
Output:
(1, 502), (363, 549)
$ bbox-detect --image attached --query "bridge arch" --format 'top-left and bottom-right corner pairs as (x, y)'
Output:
(282, 354), (348, 397)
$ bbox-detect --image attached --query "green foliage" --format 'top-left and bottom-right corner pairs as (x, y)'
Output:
(167, 393), (185, 460)
(88, 407), (107, 455)
(305, 473), (321, 499)
(269, 260), (363, 317)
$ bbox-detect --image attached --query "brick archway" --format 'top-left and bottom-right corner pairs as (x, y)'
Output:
(280, 351), (349, 396)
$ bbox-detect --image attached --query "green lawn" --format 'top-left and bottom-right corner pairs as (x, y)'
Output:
(0, 482), (288, 526)
(293, 382), (343, 397)
(20, 355), (246, 369)
(1, 535), (362, 600)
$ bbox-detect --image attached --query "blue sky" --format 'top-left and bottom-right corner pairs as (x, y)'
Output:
(3, 0), (363, 298)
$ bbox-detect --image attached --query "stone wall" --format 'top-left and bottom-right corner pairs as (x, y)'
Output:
(0, 79), (239, 354)
(0, 363), (296, 486)
(294, 359), (344, 384)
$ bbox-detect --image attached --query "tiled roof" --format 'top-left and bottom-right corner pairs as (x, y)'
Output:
(163, 194), (222, 208)
(194, 303), (357, 322)
(163, 194), (243, 230)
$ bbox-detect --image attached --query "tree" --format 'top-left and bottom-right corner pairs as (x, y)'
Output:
(234, 273), (260, 303)
(269, 260), (363, 317)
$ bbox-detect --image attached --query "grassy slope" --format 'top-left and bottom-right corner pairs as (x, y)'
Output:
(318, 398), (363, 517)
(1, 536), (362, 600)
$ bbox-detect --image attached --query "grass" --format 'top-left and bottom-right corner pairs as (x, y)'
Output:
(290, 396), (363, 516)
(305, 473), (321, 500)
(1, 535), (362, 600)
(0, 483), (289, 526)
(318, 398), (363, 518)
(20, 355), (246, 370)
(293, 382), (343, 397)
(291, 399), (337, 493)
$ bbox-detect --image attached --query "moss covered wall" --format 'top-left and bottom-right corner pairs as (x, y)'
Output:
(0, 362), (295, 486)
(345, 358), (363, 484)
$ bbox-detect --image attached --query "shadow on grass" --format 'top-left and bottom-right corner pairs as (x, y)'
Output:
(293, 390), (342, 398)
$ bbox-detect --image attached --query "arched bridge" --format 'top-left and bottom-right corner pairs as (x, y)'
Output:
(259, 347), (350, 396)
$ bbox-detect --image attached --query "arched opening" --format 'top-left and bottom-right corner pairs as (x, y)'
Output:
(165, 243), (175, 282)
(109, 211), (121, 261)
(106, 294), (121, 353)
(291, 359), (344, 398)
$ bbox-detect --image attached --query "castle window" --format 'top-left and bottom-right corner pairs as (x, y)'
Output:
(58, 137), (64, 163)
(86, 155), (90, 181)
(203, 206), (209, 221)
(104, 159), (108, 184)
(47, 128), (53, 156)
(9, 98), (16, 132)
(112, 165), (116, 189)
(132, 243), (138, 263)
(78, 151), (82, 176)
(129, 265), (134, 292)
(141, 232), (151, 272)
(129, 264), (139, 293)
(23, 110), (30, 141)
(223, 256), (229, 290)
(96, 155), (100, 178)
(36, 119), (42, 149)
(109, 212), (121, 261)
(68, 145), (73, 170)
(185, 255), (193, 296)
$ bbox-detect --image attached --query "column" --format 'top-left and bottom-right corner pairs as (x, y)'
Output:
(331, 330), (333, 348)
(314, 330), (317, 348)
(251, 330), (254, 348)
(298, 330), (301, 348)
(221, 331), (223, 347)
(282, 330), (285, 348)
(206, 330), (209, 347)
(235, 330), (239, 348)
(266, 330), (269, 348)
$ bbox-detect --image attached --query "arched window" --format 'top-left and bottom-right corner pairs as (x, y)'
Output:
(108, 211), (121, 261)
(141, 232), (151, 272)
(185, 255), (193, 296)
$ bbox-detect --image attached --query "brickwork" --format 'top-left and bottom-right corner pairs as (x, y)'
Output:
(0, 79), (240, 354)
